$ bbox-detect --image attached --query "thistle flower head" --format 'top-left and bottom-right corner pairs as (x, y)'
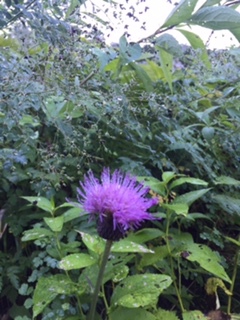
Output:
(77, 168), (158, 240)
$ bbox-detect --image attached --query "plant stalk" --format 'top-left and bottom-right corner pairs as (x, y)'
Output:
(227, 235), (240, 314)
(165, 211), (185, 313)
(87, 239), (113, 320)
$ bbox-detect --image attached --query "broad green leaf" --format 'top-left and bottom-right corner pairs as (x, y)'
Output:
(183, 243), (231, 283)
(200, 0), (221, 8)
(60, 101), (84, 119)
(77, 231), (105, 255)
(162, 0), (199, 28)
(170, 232), (194, 249)
(79, 258), (132, 293)
(22, 196), (54, 213)
(22, 228), (54, 241)
(63, 207), (84, 223)
(182, 310), (208, 320)
(138, 176), (166, 196)
(111, 274), (172, 309)
(33, 275), (78, 317)
(119, 35), (142, 64)
(109, 307), (156, 320)
(201, 127), (215, 141)
(0, 36), (18, 50)
(155, 33), (182, 56)
(19, 115), (40, 127)
(162, 172), (176, 184)
(230, 28), (240, 43)
(65, 0), (81, 18)
(44, 216), (64, 232)
(173, 188), (211, 206)
(59, 253), (97, 270)
(155, 308), (180, 320)
(140, 245), (169, 268)
(189, 6), (240, 42)
(112, 239), (154, 253)
(176, 29), (211, 69)
(214, 176), (240, 186)
(161, 203), (189, 216)
(129, 62), (154, 92)
(141, 60), (165, 82)
(158, 48), (173, 93)
(170, 177), (208, 189)
(105, 57), (120, 74)
(44, 96), (66, 121)
(195, 106), (220, 124)
(127, 228), (164, 244)
(112, 265), (129, 282)
(183, 212), (212, 221)
(212, 194), (240, 215)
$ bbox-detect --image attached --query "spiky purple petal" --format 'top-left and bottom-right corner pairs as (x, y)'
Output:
(77, 168), (157, 240)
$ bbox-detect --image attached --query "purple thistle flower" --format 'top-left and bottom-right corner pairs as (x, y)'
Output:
(77, 168), (158, 240)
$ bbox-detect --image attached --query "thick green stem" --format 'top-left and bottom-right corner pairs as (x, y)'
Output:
(87, 240), (113, 320)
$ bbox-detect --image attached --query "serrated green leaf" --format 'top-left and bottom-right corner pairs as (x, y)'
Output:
(22, 196), (54, 213)
(59, 253), (97, 270)
(33, 275), (78, 317)
(21, 228), (54, 241)
(155, 308), (180, 320)
(162, 0), (199, 28)
(111, 274), (172, 309)
(110, 307), (156, 320)
(170, 177), (208, 190)
(183, 243), (231, 283)
(182, 310), (208, 320)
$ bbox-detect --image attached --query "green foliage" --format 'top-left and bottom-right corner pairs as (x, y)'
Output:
(0, 0), (240, 318)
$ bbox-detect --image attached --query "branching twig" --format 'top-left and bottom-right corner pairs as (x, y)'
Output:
(80, 71), (96, 86)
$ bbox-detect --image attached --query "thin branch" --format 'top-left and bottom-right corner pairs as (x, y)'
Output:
(0, 0), (37, 30)
(80, 71), (96, 86)
(137, 25), (175, 43)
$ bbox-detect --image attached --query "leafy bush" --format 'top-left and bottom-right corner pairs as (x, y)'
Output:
(1, 0), (240, 319)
